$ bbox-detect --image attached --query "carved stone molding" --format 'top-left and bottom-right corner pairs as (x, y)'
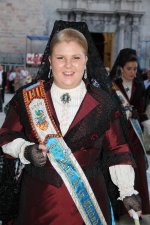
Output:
(57, 6), (144, 54)
(57, 8), (144, 21)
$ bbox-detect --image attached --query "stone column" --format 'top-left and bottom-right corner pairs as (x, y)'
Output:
(118, 24), (125, 51)
(57, 9), (70, 21)
(117, 12), (127, 52)
(76, 12), (82, 22)
(131, 12), (144, 50)
(72, 9), (84, 22)
(76, 0), (82, 8)
(87, 0), (92, 9)
(120, 0), (127, 10)
(131, 16), (140, 50)
(133, 0), (141, 11)
(62, 0), (69, 8)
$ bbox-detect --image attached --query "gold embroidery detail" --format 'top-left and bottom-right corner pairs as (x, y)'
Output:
(23, 80), (61, 144)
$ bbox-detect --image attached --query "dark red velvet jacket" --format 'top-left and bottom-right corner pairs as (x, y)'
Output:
(0, 79), (134, 171)
(0, 79), (136, 225)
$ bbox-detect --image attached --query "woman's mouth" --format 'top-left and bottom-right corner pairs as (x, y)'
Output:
(63, 72), (74, 76)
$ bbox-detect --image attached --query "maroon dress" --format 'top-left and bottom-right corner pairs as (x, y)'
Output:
(0, 79), (135, 225)
(115, 78), (150, 215)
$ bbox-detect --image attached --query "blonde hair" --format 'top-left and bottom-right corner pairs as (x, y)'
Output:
(50, 28), (88, 56)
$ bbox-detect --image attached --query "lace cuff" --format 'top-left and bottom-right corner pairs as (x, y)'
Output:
(109, 165), (138, 200)
(2, 138), (35, 164)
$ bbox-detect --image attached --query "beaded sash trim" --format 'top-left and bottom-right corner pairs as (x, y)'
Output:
(23, 80), (109, 225)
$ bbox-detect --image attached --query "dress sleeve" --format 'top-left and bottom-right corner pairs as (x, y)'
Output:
(2, 138), (34, 164)
(109, 165), (138, 200)
(0, 93), (35, 161)
(102, 117), (135, 169)
(0, 102), (26, 146)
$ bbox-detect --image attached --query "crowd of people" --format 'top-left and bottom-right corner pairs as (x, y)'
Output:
(0, 67), (37, 112)
(6, 67), (37, 93)
(0, 20), (150, 225)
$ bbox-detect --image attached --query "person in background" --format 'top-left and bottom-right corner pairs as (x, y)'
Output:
(109, 48), (150, 219)
(9, 69), (16, 94)
(139, 68), (150, 81)
(0, 21), (142, 225)
(144, 69), (150, 90)
(14, 68), (20, 92)
(19, 67), (26, 87)
(143, 70), (150, 154)
(32, 71), (37, 80)
(6, 70), (11, 93)
(0, 65), (7, 103)
(25, 72), (32, 84)
(0, 66), (3, 112)
(24, 67), (29, 78)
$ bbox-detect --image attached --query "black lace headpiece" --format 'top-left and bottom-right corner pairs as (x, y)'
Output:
(110, 48), (138, 80)
(36, 20), (113, 93)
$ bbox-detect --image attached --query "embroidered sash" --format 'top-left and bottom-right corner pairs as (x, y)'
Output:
(113, 83), (149, 169)
(23, 81), (113, 225)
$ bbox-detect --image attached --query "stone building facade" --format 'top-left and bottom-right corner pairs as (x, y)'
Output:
(0, 0), (150, 70)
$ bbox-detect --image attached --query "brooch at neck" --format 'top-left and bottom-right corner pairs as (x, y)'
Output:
(60, 93), (71, 104)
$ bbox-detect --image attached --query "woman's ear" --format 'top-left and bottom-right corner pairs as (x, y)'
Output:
(120, 66), (123, 73)
(48, 56), (51, 64)
(86, 56), (88, 63)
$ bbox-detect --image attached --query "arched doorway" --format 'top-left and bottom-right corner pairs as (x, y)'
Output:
(91, 32), (114, 69)
(91, 33), (104, 61)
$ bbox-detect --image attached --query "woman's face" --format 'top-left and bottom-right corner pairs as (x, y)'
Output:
(49, 41), (88, 89)
(120, 61), (137, 82)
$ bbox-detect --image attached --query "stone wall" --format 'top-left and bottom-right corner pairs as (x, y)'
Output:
(0, 0), (46, 53)
(0, 0), (150, 65)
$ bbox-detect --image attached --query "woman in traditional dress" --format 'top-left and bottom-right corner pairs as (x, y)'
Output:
(0, 22), (141, 225)
(109, 48), (150, 218)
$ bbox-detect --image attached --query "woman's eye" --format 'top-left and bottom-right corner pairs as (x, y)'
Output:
(57, 57), (64, 60)
(73, 57), (80, 60)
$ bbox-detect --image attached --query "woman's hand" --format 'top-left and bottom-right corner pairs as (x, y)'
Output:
(24, 144), (48, 167)
(128, 209), (142, 218)
(123, 194), (142, 218)
(39, 144), (48, 157)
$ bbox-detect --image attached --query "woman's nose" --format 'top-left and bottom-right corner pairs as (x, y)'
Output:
(131, 70), (136, 74)
(65, 59), (72, 68)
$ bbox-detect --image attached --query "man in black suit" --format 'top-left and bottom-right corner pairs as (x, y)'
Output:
(0, 65), (7, 103)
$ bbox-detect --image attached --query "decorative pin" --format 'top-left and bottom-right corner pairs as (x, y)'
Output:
(125, 87), (130, 92)
(60, 93), (71, 104)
